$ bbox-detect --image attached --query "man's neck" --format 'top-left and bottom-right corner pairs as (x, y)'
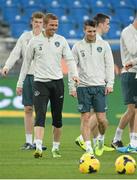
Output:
(96, 28), (103, 36)
(42, 31), (53, 38)
(85, 37), (96, 43)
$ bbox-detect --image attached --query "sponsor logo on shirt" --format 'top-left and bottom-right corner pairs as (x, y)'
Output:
(97, 47), (102, 52)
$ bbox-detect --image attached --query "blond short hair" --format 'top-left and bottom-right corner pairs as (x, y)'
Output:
(31, 11), (45, 20)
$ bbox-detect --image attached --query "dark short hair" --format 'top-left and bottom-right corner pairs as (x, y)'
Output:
(84, 20), (97, 29)
(93, 13), (110, 25)
(44, 13), (58, 24)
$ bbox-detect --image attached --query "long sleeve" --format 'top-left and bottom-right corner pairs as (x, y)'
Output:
(61, 39), (78, 92)
(104, 42), (115, 88)
(122, 28), (137, 56)
(17, 41), (34, 88)
(130, 58), (137, 65)
(68, 45), (79, 93)
(63, 38), (78, 76)
(4, 36), (23, 70)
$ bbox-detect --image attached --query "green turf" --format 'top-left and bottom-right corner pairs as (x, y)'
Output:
(0, 118), (137, 179)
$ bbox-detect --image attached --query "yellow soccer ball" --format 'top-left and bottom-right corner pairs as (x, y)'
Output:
(115, 155), (136, 175)
(79, 153), (100, 173)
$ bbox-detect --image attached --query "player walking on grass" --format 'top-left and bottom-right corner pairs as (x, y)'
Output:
(69, 20), (114, 156)
(16, 13), (79, 158)
(112, 17), (137, 153)
(75, 13), (115, 155)
(2, 12), (47, 151)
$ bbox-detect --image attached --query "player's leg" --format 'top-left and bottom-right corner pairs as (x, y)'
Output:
(117, 74), (137, 153)
(21, 75), (34, 150)
(92, 116), (98, 148)
(116, 107), (137, 153)
(33, 81), (49, 158)
(94, 86), (108, 156)
(50, 79), (64, 158)
(92, 116), (114, 152)
(95, 112), (108, 156)
(21, 106), (33, 149)
(111, 104), (134, 149)
(77, 87), (95, 155)
(112, 73), (136, 149)
(130, 108), (137, 149)
(75, 113), (97, 151)
(80, 112), (95, 154)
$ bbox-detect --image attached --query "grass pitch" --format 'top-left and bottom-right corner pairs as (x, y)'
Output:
(0, 118), (137, 179)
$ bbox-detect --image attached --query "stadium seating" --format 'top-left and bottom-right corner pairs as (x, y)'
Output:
(0, 0), (136, 41)
(22, 4), (42, 19)
(110, 0), (134, 8)
(114, 6), (135, 27)
(10, 21), (30, 38)
(81, 0), (111, 7)
(92, 6), (112, 16)
(107, 21), (122, 39)
(46, 6), (66, 16)
(131, 0), (137, 8)
(2, 5), (21, 23)
(20, 0), (42, 8)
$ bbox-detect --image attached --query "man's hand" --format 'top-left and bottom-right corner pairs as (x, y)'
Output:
(33, 26), (42, 36)
(125, 61), (133, 70)
(72, 76), (80, 85)
(70, 91), (77, 97)
(105, 87), (113, 95)
(16, 87), (23, 96)
(1, 67), (9, 77)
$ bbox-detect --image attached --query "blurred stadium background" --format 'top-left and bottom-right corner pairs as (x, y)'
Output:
(0, 0), (136, 122)
(1, 0), (137, 69)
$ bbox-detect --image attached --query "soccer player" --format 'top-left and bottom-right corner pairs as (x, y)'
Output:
(112, 17), (137, 153)
(75, 13), (115, 155)
(69, 20), (114, 156)
(16, 13), (79, 158)
(2, 12), (47, 150)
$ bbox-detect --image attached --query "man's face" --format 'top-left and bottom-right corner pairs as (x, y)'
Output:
(84, 25), (96, 41)
(32, 17), (44, 32)
(44, 19), (58, 37)
(100, 18), (110, 34)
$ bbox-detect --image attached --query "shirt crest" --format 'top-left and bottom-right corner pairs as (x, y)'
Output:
(55, 41), (60, 47)
(97, 47), (102, 52)
(80, 50), (85, 57)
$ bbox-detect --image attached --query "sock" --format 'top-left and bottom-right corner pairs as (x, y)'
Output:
(130, 133), (137, 148)
(113, 127), (123, 143)
(35, 139), (42, 151)
(130, 132), (133, 141)
(26, 134), (32, 144)
(93, 137), (98, 146)
(33, 137), (37, 144)
(98, 134), (104, 146)
(52, 142), (60, 151)
(85, 140), (93, 153)
(79, 135), (84, 141)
